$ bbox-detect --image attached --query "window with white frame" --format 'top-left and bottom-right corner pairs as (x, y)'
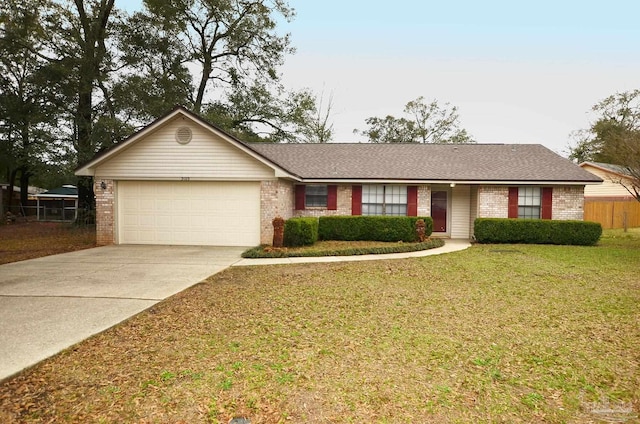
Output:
(518, 187), (541, 219)
(305, 185), (328, 207)
(362, 185), (407, 216)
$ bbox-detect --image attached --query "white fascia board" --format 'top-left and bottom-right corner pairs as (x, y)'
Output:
(75, 108), (298, 180)
(75, 109), (183, 177)
(275, 169), (301, 180)
(580, 162), (630, 180)
(298, 179), (600, 185)
(185, 118), (298, 180)
(75, 109), (187, 176)
(94, 176), (280, 182)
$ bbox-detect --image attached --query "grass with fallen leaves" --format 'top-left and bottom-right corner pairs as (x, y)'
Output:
(0, 222), (96, 265)
(0, 230), (638, 423)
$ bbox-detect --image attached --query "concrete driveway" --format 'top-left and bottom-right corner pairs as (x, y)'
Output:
(0, 245), (245, 381)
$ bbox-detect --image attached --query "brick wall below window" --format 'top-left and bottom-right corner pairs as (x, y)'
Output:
(477, 185), (586, 221)
(293, 185), (352, 219)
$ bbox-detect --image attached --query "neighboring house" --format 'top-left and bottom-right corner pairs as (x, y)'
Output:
(1, 184), (45, 217)
(76, 106), (602, 246)
(579, 162), (640, 229)
(35, 185), (79, 222)
(579, 162), (637, 200)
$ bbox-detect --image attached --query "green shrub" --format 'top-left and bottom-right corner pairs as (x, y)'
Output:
(283, 217), (319, 247)
(474, 218), (602, 246)
(318, 216), (433, 242)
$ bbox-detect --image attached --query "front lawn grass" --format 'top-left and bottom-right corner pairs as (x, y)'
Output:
(0, 230), (638, 423)
(598, 226), (640, 249)
(0, 222), (96, 265)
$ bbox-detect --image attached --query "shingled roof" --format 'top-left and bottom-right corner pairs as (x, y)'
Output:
(247, 143), (602, 183)
(580, 161), (632, 177)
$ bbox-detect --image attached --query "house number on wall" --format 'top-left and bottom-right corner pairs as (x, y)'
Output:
(181, 177), (190, 181)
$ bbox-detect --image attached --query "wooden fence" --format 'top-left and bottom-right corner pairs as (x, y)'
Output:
(584, 199), (640, 229)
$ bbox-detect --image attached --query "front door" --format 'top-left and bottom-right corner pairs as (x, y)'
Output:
(431, 191), (447, 233)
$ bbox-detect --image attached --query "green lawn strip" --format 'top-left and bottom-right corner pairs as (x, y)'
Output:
(1, 231), (638, 423)
(598, 227), (640, 249)
(241, 238), (445, 258)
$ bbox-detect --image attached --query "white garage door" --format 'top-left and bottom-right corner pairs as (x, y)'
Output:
(118, 181), (260, 246)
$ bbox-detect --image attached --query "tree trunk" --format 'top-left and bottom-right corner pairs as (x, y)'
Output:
(194, 59), (212, 113)
(7, 168), (18, 212)
(19, 168), (30, 214)
(71, 0), (115, 212)
(76, 83), (95, 210)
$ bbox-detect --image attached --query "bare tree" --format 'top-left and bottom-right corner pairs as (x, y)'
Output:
(355, 96), (474, 143)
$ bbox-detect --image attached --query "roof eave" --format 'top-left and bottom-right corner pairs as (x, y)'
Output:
(297, 178), (602, 185)
(74, 106), (300, 180)
(75, 107), (187, 176)
(579, 162), (630, 180)
(35, 194), (78, 198)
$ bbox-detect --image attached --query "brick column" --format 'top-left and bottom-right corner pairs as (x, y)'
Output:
(417, 185), (431, 216)
(260, 180), (294, 245)
(94, 179), (115, 245)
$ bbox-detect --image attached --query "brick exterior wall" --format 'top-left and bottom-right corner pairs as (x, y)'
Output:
(94, 180), (586, 246)
(477, 185), (586, 220)
(417, 185), (431, 216)
(258, 183), (434, 245)
(477, 186), (510, 218)
(94, 179), (115, 246)
(552, 186), (584, 220)
(260, 180), (294, 245)
(293, 185), (353, 218)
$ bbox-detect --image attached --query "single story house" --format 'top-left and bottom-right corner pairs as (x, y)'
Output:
(76, 106), (602, 246)
(579, 161), (640, 229)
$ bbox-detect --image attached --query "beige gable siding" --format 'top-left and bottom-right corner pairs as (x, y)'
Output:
(451, 185), (471, 239)
(582, 165), (633, 198)
(95, 118), (275, 180)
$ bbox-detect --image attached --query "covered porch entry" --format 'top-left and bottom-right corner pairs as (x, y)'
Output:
(429, 184), (475, 239)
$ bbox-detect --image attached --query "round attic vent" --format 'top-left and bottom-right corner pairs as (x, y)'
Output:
(175, 126), (192, 144)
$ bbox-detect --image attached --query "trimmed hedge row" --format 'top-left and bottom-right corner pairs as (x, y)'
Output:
(282, 216), (434, 247)
(317, 216), (433, 243)
(474, 218), (602, 246)
(283, 217), (319, 247)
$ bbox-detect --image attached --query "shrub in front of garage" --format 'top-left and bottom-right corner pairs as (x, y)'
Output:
(283, 217), (319, 247)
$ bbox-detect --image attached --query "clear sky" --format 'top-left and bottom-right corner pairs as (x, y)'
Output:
(118, 0), (640, 155)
